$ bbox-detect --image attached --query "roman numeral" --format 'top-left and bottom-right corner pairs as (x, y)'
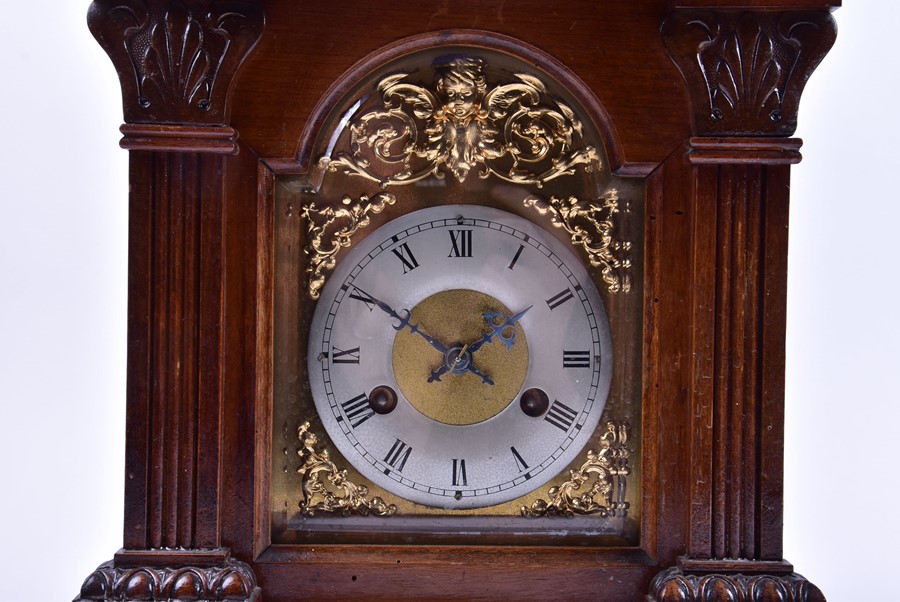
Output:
(452, 458), (468, 486)
(510, 447), (529, 473)
(331, 346), (360, 364)
(391, 241), (419, 273)
(562, 350), (591, 368)
(507, 244), (525, 270)
(546, 288), (574, 310)
(348, 287), (375, 311)
(448, 229), (473, 258)
(544, 400), (578, 432)
(340, 393), (374, 428)
(383, 438), (412, 473)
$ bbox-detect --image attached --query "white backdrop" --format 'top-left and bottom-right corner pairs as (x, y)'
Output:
(0, 3), (895, 601)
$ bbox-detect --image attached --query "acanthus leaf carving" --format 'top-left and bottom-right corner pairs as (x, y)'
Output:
(662, 10), (837, 136)
(88, 0), (264, 124)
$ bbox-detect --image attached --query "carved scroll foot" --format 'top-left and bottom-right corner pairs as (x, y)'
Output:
(75, 550), (259, 602)
(647, 559), (825, 602)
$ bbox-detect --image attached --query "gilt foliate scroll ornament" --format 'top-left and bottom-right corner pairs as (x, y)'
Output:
(522, 422), (629, 518)
(318, 57), (600, 187)
(301, 193), (396, 299)
(524, 192), (632, 293)
(296, 422), (396, 517)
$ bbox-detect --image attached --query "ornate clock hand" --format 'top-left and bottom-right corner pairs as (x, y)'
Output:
(428, 307), (533, 387)
(467, 305), (533, 355)
(352, 286), (449, 354)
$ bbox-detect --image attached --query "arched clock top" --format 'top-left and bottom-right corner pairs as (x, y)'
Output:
(292, 31), (626, 175)
(288, 38), (635, 299)
(316, 55), (603, 189)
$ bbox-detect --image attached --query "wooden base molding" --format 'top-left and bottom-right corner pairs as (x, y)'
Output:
(647, 563), (825, 602)
(75, 552), (259, 602)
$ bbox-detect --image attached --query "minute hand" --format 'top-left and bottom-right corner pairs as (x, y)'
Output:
(468, 305), (533, 355)
(353, 286), (449, 354)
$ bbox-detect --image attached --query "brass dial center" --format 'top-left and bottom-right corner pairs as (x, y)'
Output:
(391, 289), (529, 426)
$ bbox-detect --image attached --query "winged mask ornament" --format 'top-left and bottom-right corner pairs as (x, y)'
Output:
(319, 57), (600, 187)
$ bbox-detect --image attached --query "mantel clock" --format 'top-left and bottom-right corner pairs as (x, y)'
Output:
(77, 1), (839, 601)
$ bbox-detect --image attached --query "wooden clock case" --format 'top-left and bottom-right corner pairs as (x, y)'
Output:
(77, 1), (838, 600)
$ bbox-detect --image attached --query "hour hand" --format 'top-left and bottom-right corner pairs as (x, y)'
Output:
(428, 363), (494, 386)
(352, 286), (448, 354)
(395, 308), (449, 355)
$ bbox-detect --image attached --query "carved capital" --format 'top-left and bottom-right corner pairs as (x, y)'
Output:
(662, 10), (836, 136)
(88, 0), (264, 125)
(75, 556), (259, 602)
(647, 566), (825, 602)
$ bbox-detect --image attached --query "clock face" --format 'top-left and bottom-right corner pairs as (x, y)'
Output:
(307, 205), (613, 509)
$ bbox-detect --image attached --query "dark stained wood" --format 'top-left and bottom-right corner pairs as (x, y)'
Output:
(121, 150), (225, 551)
(77, 557), (258, 602)
(87, 0), (264, 125)
(688, 138), (803, 165)
(662, 10), (837, 136)
(220, 139), (268, 562)
(673, 0), (839, 7)
(256, 546), (655, 602)
(113, 548), (229, 568)
(230, 1), (689, 165)
(80, 1), (840, 600)
(648, 566), (825, 602)
(119, 124), (240, 154)
(643, 145), (696, 566)
(279, 29), (632, 175)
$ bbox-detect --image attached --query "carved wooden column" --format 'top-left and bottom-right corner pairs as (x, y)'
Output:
(647, 9), (836, 601)
(76, 2), (264, 601)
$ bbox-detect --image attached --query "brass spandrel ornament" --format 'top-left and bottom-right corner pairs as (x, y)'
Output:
(523, 192), (632, 293)
(301, 193), (396, 299)
(296, 422), (397, 517)
(522, 422), (629, 518)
